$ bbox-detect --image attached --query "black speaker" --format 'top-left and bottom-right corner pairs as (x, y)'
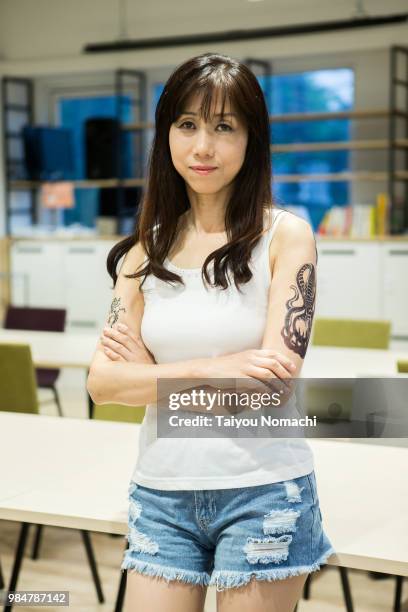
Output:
(85, 118), (120, 179)
(98, 187), (142, 217)
(23, 126), (75, 180)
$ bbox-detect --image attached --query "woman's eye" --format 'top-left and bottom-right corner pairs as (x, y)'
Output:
(177, 121), (233, 132)
(217, 123), (233, 132)
(179, 121), (194, 129)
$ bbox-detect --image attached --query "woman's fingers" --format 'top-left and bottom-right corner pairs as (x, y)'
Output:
(103, 346), (125, 361)
(101, 324), (153, 363)
(118, 323), (140, 343)
(256, 349), (296, 373)
(101, 335), (131, 358)
(103, 326), (133, 350)
(254, 356), (294, 380)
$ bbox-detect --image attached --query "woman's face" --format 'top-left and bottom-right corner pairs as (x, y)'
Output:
(169, 93), (248, 196)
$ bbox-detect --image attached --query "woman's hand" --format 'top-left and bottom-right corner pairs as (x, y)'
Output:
(204, 348), (296, 382)
(199, 348), (297, 407)
(101, 323), (155, 364)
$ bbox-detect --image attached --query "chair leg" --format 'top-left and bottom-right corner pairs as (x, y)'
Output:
(87, 369), (94, 419)
(339, 567), (354, 612)
(80, 530), (105, 603)
(0, 555), (4, 590)
(4, 523), (31, 612)
(303, 573), (312, 599)
(114, 540), (129, 612)
(114, 570), (127, 612)
(50, 385), (63, 417)
(31, 525), (43, 560)
(393, 575), (404, 612)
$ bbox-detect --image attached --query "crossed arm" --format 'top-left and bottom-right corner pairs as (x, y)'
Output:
(87, 214), (317, 406)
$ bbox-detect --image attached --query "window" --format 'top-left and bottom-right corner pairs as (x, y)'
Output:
(57, 94), (133, 228)
(260, 68), (354, 229)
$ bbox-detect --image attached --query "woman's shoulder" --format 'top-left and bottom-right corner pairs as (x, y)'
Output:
(267, 208), (316, 271)
(119, 240), (148, 276)
(268, 207), (314, 243)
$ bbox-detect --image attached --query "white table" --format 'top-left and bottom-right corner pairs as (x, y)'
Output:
(0, 329), (97, 369)
(302, 346), (406, 378)
(0, 412), (137, 611)
(1, 328), (407, 376)
(0, 412), (136, 533)
(0, 412), (407, 572)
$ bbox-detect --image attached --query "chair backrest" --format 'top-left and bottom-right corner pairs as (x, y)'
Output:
(0, 343), (39, 414)
(93, 403), (145, 424)
(4, 306), (66, 333)
(311, 318), (391, 350)
(397, 360), (408, 374)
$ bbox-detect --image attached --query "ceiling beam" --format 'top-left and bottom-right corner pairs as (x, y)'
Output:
(84, 13), (408, 54)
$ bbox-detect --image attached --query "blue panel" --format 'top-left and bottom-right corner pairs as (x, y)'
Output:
(58, 95), (133, 228)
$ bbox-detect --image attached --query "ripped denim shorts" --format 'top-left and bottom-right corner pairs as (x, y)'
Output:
(120, 470), (336, 591)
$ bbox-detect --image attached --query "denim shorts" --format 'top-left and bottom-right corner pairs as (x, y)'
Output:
(120, 470), (336, 591)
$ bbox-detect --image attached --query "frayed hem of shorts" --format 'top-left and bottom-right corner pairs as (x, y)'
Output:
(121, 558), (211, 588)
(209, 547), (337, 592)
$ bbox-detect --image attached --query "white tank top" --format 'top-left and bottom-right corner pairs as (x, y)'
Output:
(131, 207), (314, 490)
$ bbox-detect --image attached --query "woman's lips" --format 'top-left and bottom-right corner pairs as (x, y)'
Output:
(190, 167), (217, 175)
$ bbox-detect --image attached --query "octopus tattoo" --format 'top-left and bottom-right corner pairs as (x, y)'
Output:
(281, 263), (316, 358)
(107, 297), (126, 328)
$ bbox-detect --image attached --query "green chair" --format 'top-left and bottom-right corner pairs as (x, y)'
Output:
(93, 403), (145, 424)
(311, 317), (391, 349)
(397, 360), (408, 374)
(0, 343), (39, 413)
(0, 343), (104, 603)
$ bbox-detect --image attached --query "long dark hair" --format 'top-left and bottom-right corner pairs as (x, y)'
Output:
(107, 52), (273, 293)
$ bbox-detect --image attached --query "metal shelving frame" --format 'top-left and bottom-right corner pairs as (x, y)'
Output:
(2, 46), (408, 235)
(1, 69), (147, 235)
(389, 45), (408, 233)
(1, 78), (36, 234)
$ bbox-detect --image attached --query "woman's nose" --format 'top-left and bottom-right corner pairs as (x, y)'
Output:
(192, 128), (215, 156)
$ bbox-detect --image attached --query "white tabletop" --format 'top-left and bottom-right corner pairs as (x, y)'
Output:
(0, 412), (407, 576)
(1, 328), (407, 376)
(0, 412), (138, 533)
(0, 329), (97, 368)
(302, 346), (405, 378)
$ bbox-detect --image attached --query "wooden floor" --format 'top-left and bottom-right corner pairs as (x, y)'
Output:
(1, 367), (407, 611)
(0, 520), (406, 611)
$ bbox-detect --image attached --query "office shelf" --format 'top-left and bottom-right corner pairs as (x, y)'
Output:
(2, 47), (407, 234)
(271, 138), (408, 153)
(10, 178), (146, 190)
(1, 69), (147, 235)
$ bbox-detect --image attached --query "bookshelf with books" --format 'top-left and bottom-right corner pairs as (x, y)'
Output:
(270, 46), (408, 238)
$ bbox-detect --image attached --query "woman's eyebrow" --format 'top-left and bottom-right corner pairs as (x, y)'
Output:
(180, 111), (237, 117)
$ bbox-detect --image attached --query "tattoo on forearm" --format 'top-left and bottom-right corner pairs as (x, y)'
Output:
(107, 297), (126, 327)
(281, 263), (316, 358)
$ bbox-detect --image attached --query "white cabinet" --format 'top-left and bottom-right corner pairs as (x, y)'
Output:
(10, 242), (65, 307)
(62, 241), (116, 332)
(315, 242), (382, 319)
(8, 237), (408, 339)
(10, 239), (117, 333)
(382, 243), (408, 337)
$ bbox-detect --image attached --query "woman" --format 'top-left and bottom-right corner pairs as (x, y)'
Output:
(87, 52), (335, 612)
